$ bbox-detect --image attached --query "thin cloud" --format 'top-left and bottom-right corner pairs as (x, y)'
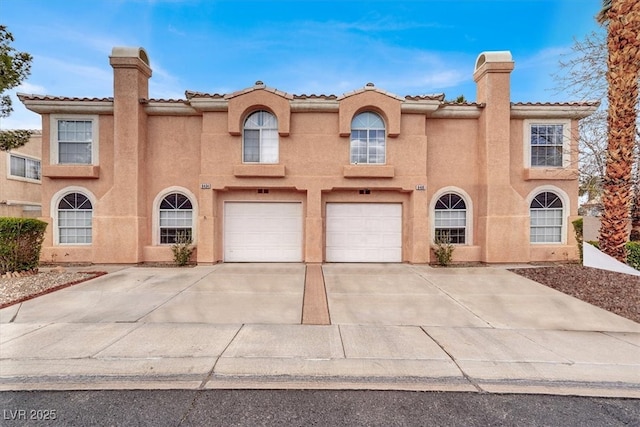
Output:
(15, 82), (47, 95)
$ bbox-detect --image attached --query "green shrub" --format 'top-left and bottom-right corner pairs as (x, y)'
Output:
(0, 217), (47, 274)
(171, 232), (194, 266)
(432, 232), (454, 266)
(587, 240), (600, 249)
(572, 218), (584, 263)
(626, 242), (640, 271)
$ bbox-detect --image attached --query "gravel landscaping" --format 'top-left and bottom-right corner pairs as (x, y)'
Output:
(510, 265), (640, 324)
(0, 265), (638, 324)
(0, 270), (106, 309)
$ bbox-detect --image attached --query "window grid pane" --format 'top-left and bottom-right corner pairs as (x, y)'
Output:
(58, 120), (93, 164)
(530, 191), (563, 243)
(530, 124), (563, 167)
(350, 113), (386, 164)
(9, 155), (41, 180)
(243, 111), (278, 163)
(435, 228), (466, 245)
(159, 193), (194, 244)
(434, 193), (467, 244)
(58, 210), (92, 244)
(10, 155), (25, 177)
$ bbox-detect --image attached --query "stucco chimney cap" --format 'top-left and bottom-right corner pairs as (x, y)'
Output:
(474, 51), (512, 71)
(111, 47), (150, 66)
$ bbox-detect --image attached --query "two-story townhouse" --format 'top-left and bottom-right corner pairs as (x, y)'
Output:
(18, 47), (597, 265)
(0, 131), (42, 218)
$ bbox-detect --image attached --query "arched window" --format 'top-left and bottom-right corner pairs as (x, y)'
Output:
(58, 192), (92, 244)
(530, 191), (563, 243)
(434, 193), (467, 244)
(350, 112), (386, 164)
(243, 110), (278, 163)
(160, 193), (194, 244)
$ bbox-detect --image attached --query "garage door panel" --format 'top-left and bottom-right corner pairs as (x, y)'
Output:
(326, 203), (402, 262)
(224, 202), (302, 262)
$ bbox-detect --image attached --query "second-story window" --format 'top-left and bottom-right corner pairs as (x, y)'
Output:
(529, 123), (565, 167)
(57, 119), (94, 164)
(350, 112), (386, 164)
(9, 154), (41, 181)
(243, 110), (278, 163)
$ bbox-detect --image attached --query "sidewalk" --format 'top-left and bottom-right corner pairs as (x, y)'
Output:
(1, 263), (639, 397)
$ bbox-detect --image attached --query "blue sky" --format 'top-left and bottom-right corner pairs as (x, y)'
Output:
(2, 0), (605, 129)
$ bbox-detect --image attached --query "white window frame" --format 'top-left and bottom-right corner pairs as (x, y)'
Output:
(242, 110), (279, 164)
(152, 186), (198, 246)
(527, 186), (570, 245)
(430, 187), (473, 245)
(50, 187), (96, 246)
(7, 152), (41, 183)
(523, 119), (571, 169)
(350, 111), (386, 165)
(50, 114), (99, 165)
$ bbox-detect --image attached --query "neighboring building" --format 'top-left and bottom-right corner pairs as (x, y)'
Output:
(0, 131), (42, 218)
(18, 47), (597, 265)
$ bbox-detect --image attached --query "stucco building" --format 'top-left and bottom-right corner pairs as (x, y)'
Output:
(18, 47), (597, 265)
(0, 131), (42, 218)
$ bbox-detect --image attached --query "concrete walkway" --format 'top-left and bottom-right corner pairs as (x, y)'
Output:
(1, 263), (639, 397)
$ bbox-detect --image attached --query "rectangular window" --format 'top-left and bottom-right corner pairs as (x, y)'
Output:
(9, 154), (41, 180)
(58, 211), (92, 244)
(530, 124), (564, 167)
(243, 129), (278, 163)
(350, 130), (385, 164)
(159, 210), (193, 244)
(58, 120), (93, 164)
(530, 209), (562, 243)
(435, 211), (466, 244)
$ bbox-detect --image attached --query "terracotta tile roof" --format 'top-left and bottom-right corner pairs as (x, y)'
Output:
(17, 93), (113, 102)
(293, 94), (339, 100)
(440, 101), (483, 107)
(184, 90), (225, 99)
(144, 98), (189, 104)
(405, 94), (446, 102)
(511, 101), (601, 107)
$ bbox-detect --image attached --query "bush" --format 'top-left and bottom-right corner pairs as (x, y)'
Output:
(572, 218), (584, 263)
(171, 232), (194, 266)
(432, 232), (454, 266)
(0, 217), (47, 274)
(588, 240), (600, 249)
(626, 242), (640, 271)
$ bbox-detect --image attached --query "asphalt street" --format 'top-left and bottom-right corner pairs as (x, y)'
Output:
(1, 390), (639, 426)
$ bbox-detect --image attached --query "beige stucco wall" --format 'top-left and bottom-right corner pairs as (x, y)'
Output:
(0, 132), (42, 218)
(22, 47), (596, 265)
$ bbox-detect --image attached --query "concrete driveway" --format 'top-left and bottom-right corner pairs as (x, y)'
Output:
(1, 263), (639, 396)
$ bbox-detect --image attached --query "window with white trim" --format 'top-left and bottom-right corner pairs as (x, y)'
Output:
(9, 154), (41, 181)
(159, 193), (193, 244)
(58, 193), (92, 244)
(350, 112), (386, 164)
(434, 193), (467, 244)
(51, 115), (99, 165)
(243, 110), (278, 163)
(526, 120), (570, 168)
(530, 192), (563, 243)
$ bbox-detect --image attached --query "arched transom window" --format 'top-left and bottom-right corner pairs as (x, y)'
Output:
(530, 192), (563, 243)
(243, 110), (278, 163)
(160, 193), (193, 244)
(434, 193), (467, 244)
(350, 112), (386, 164)
(58, 193), (92, 244)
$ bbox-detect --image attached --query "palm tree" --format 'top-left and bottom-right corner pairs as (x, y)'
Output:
(596, 0), (640, 261)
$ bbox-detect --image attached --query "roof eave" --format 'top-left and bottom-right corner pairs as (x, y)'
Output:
(510, 103), (600, 119)
(17, 93), (114, 114)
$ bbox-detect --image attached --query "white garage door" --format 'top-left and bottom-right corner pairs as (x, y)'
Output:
(224, 202), (303, 262)
(326, 203), (402, 262)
